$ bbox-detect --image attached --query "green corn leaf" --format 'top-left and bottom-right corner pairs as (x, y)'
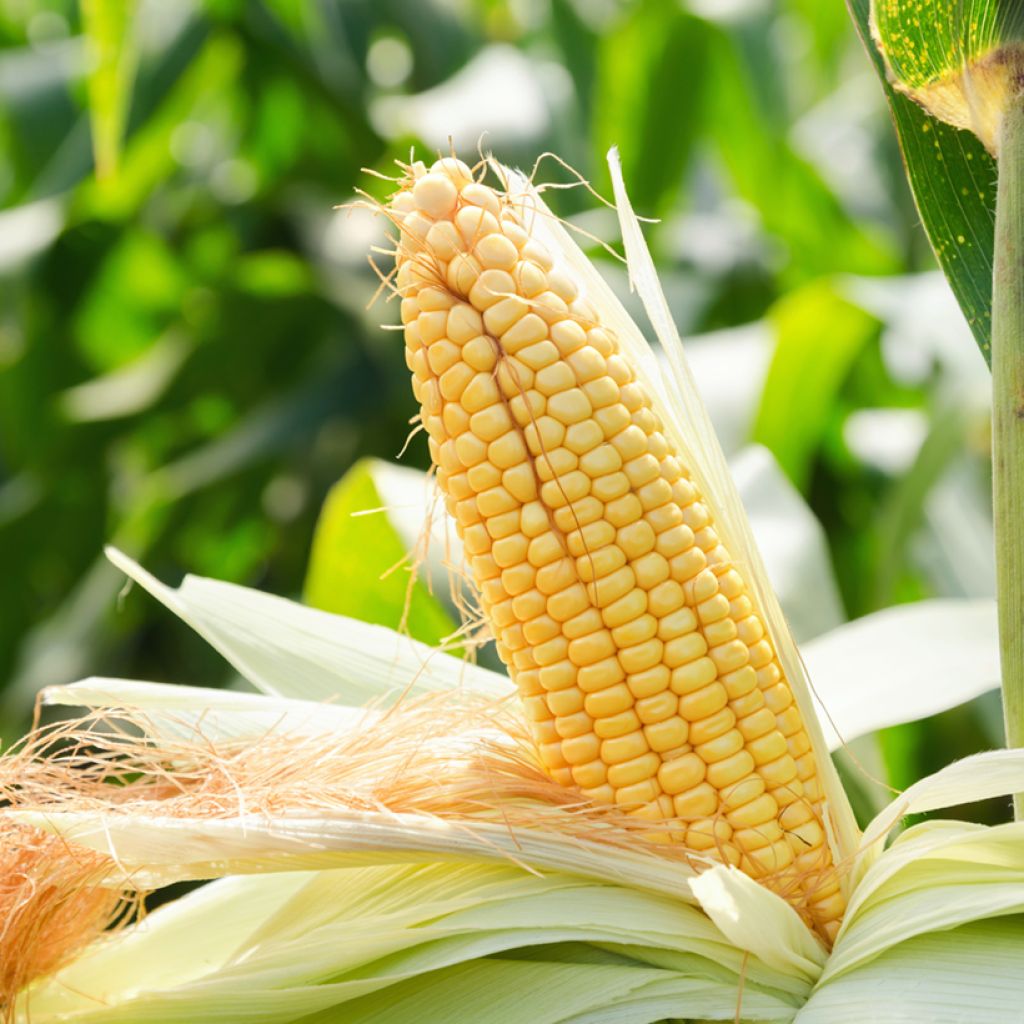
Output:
(80, 0), (139, 180)
(848, 0), (998, 362)
(304, 458), (457, 649)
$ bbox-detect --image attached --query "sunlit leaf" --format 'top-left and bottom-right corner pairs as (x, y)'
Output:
(753, 280), (878, 491)
(848, 0), (997, 362)
(80, 0), (139, 179)
(304, 458), (457, 648)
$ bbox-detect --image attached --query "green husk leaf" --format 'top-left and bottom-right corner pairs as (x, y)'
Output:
(848, 0), (997, 361)
(105, 548), (511, 705)
(303, 458), (457, 648)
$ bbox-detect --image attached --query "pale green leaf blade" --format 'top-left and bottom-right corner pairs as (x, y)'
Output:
(753, 281), (878, 491)
(827, 822), (1024, 981)
(104, 548), (511, 704)
(862, 749), (1024, 850)
(15, 807), (705, 903)
(41, 677), (369, 741)
(303, 458), (457, 647)
(796, 917), (1024, 1023)
(690, 866), (826, 981)
(81, 0), (139, 179)
(802, 599), (1000, 749)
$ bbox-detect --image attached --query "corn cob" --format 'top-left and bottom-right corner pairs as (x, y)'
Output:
(387, 156), (844, 941)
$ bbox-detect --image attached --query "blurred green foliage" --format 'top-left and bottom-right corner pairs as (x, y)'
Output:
(0, 0), (1000, 821)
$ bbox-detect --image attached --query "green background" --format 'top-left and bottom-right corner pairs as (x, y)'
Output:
(0, 0), (1002, 824)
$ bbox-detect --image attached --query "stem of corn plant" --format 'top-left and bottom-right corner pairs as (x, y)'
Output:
(994, 93), (1024, 820)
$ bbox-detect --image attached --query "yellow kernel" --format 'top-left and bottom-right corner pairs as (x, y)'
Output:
(563, 608), (603, 640)
(749, 731), (789, 765)
(633, 552), (669, 589)
(610, 613), (657, 647)
(479, 484), (520, 518)
(534, 362), (576, 396)
(727, 793), (779, 830)
(601, 587), (648, 627)
(548, 388), (592, 425)
(698, 594), (731, 626)
(483, 293), (529, 337)
(568, 630), (615, 667)
(678, 680), (728, 720)
(501, 463), (536, 503)
(547, 583), (589, 622)
(707, 750), (756, 789)
(550, 319), (587, 354)
(563, 419), (604, 455)
(575, 544), (626, 582)
(604, 494), (643, 529)
(635, 689), (677, 725)
(536, 557), (577, 596)
(709, 639), (750, 674)
(607, 751), (660, 788)
(540, 471), (590, 509)
(594, 709), (642, 739)
(616, 519), (655, 560)
(579, 444), (622, 477)
(664, 633), (708, 669)
(468, 268), (515, 310)
(546, 686), (584, 716)
(601, 731), (649, 765)
(578, 656), (625, 693)
(658, 607), (698, 641)
(491, 533), (528, 568)
(561, 733), (600, 766)
(522, 615), (561, 645)
(688, 706), (736, 746)
(475, 232), (519, 270)
(618, 638), (663, 674)
(584, 682), (633, 717)
(467, 461), (502, 492)
(590, 472), (629, 503)
(669, 548), (706, 582)
(514, 260), (547, 297)
(485, 509), (521, 539)
(439, 362), (475, 402)
(455, 432), (488, 467)
(672, 781), (717, 818)
(555, 710), (594, 740)
(737, 707), (776, 741)
(447, 252), (481, 294)
(413, 172), (458, 217)
(534, 447), (578, 482)
(570, 760), (607, 788)
(524, 532), (562, 569)
(515, 340), (558, 371)
(644, 716), (689, 752)
(703, 618), (738, 647)
(503, 313), (550, 352)
(626, 665), (670, 698)
(694, 729), (744, 764)
(657, 752), (705, 795)
(500, 561), (536, 597)
(470, 404), (513, 442)
(587, 565), (636, 607)
(615, 778), (661, 807)
(565, 520), (616, 558)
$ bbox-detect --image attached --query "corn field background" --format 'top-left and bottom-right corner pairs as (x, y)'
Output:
(0, 0), (1003, 830)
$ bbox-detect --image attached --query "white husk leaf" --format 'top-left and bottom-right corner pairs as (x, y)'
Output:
(801, 599), (999, 749)
(104, 547), (511, 705)
(17, 859), (807, 1023)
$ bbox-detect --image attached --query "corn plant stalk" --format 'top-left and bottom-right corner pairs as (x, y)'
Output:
(994, 93), (1024, 818)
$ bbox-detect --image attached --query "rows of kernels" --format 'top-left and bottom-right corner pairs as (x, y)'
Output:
(390, 158), (840, 937)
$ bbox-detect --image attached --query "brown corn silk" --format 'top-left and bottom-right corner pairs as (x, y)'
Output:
(385, 155), (843, 941)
